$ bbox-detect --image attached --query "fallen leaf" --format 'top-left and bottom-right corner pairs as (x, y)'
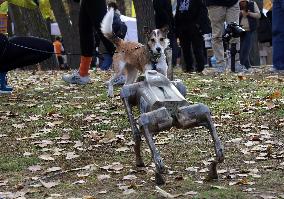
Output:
(155, 186), (176, 198)
(28, 165), (42, 172)
(123, 189), (136, 195)
(72, 180), (86, 185)
(115, 147), (130, 152)
(123, 175), (137, 181)
(40, 180), (59, 189)
(66, 152), (79, 160)
(39, 154), (55, 161)
(97, 174), (111, 181)
(46, 167), (61, 172)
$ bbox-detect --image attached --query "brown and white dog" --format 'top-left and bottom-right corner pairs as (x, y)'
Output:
(101, 8), (170, 97)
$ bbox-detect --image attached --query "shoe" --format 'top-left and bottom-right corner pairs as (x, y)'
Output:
(234, 63), (248, 73)
(62, 70), (91, 85)
(269, 67), (284, 74)
(0, 72), (13, 94)
(213, 63), (226, 73)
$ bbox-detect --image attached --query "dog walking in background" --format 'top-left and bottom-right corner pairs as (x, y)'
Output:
(101, 8), (170, 97)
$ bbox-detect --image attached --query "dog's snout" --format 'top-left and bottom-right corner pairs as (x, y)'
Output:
(156, 47), (161, 52)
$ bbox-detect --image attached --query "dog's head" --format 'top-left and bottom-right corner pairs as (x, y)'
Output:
(144, 26), (170, 55)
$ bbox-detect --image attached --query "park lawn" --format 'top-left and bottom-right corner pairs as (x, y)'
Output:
(0, 67), (283, 199)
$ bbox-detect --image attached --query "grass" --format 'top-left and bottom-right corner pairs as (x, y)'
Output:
(0, 156), (39, 172)
(0, 68), (283, 198)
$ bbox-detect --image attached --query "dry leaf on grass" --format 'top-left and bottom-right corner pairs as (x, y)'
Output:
(40, 180), (59, 189)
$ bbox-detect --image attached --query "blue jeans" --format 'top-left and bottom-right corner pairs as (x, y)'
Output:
(240, 31), (253, 69)
(100, 53), (113, 71)
(272, 0), (284, 70)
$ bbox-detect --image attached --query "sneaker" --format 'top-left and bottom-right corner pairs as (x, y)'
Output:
(234, 63), (248, 73)
(62, 70), (91, 85)
(269, 67), (284, 74)
(0, 86), (13, 94)
(213, 63), (226, 73)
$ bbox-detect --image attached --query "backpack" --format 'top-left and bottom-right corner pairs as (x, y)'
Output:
(113, 13), (127, 39)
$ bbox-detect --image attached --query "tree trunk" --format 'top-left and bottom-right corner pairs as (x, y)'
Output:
(8, 4), (28, 36)
(133, 0), (155, 43)
(116, 0), (126, 15)
(66, 0), (80, 68)
(50, 0), (80, 69)
(12, 7), (56, 70)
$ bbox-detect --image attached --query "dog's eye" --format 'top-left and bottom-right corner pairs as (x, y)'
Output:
(160, 38), (164, 42)
(151, 38), (155, 43)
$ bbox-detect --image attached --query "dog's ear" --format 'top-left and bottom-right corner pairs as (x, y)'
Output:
(143, 26), (152, 36)
(160, 25), (169, 36)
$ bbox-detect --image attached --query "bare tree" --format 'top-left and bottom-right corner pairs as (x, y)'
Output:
(49, 0), (80, 69)
(8, 4), (28, 36)
(116, 0), (126, 15)
(66, 0), (80, 68)
(133, 0), (155, 43)
(10, 5), (56, 69)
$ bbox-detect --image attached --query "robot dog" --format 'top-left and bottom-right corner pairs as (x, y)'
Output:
(120, 70), (224, 185)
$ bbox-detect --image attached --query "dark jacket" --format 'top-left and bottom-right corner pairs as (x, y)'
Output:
(175, 0), (211, 35)
(205, 0), (238, 7)
(240, 1), (258, 31)
(153, 0), (175, 29)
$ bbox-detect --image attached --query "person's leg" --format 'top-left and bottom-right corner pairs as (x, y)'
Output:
(272, 1), (284, 70)
(240, 31), (253, 69)
(226, 2), (241, 66)
(179, 30), (194, 72)
(100, 53), (113, 71)
(62, 0), (93, 84)
(78, 1), (94, 77)
(168, 31), (178, 66)
(86, 0), (115, 55)
(207, 6), (226, 66)
(191, 27), (205, 72)
(0, 72), (12, 93)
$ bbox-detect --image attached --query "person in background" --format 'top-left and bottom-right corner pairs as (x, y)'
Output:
(153, 0), (178, 67)
(0, 33), (53, 93)
(53, 36), (66, 70)
(175, 0), (208, 73)
(99, 1), (127, 71)
(62, 0), (115, 84)
(205, 0), (246, 73)
(239, 0), (261, 70)
(271, 0), (284, 72)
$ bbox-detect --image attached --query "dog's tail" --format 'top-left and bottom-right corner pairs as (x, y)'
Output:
(101, 8), (120, 45)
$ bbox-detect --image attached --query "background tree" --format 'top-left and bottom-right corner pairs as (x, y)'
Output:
(133, 0), (155, 43)
(116, 0), (126, 15)
(66, 0), (80, 68)
(49, 0), (80, 69)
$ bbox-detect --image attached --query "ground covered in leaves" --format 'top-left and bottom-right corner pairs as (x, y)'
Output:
(0, 67), (283, 199)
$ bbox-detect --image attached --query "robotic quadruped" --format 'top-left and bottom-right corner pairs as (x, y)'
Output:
(120, 70), (224, 185)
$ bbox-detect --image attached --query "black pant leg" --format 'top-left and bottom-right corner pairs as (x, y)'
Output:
(179, 30), (194, 71)
(84, 0), (115, 55)
(191, 27), (205, 72)
(79, 0), (94, 57)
